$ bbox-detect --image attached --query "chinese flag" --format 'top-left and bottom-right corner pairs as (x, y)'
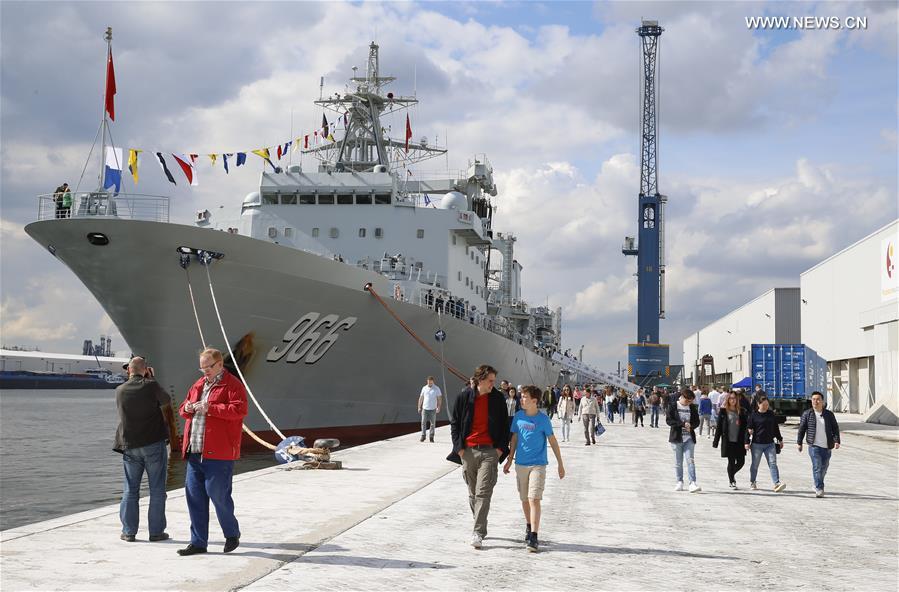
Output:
(105, 48), (116, 121)
(405, 114), (412, 153)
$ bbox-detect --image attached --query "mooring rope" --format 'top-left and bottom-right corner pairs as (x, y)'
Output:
(185, 266), (207, 349)
(202, 261), (288, 441)
(364, 283), (469, 383)
(182, 260), (280, 451)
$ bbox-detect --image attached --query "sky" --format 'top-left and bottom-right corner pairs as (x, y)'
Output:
(1, 1), (897, 375)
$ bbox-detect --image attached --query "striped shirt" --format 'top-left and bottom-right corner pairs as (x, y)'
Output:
(188, 372), (222, 453)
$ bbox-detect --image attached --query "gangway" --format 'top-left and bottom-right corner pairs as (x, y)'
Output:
(551, 353), (639, 395)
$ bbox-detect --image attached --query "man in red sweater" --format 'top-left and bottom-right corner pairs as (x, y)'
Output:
(176, 348), (248, 556)
(448, 364), (510, 549)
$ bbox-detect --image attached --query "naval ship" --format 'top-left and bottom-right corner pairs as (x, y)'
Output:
(25, 42), (563, 445)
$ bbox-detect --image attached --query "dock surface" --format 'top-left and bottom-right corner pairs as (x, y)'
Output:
(2, 414), (897, 591)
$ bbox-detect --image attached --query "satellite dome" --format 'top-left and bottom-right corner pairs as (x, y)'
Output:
(439, 191), (466, 210)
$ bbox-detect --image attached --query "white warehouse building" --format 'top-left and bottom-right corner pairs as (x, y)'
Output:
(683, 220), (899, 425)
(800, 220), (898, 423)
(682, 288), (800, 387)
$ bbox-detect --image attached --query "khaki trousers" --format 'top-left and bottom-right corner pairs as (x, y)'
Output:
(460, 447), (499, 537)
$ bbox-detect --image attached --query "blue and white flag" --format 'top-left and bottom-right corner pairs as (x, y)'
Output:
(103, 147), (123, 193)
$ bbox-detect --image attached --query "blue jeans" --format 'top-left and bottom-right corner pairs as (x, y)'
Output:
(120, 439), (168, 536)
(650, 405), (660, 426)
(421, 409), (437, 439)
(607, 406), (615, 422)
(670, 440), (696, 483)
(808, 445), (832, 490)
(618, 403), (626, 422)
(749, 443), (780, 484)
(185, 454), (240, 548)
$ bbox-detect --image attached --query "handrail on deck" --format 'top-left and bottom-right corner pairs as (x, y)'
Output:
(36, 192), (170, 223)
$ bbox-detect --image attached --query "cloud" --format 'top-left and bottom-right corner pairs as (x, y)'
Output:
(0, 1), (895, 372)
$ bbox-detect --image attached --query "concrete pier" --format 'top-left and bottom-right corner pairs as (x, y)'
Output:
(2, 414), (897, 591)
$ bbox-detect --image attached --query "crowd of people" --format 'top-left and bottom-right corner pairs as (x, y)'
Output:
(443, 372), (842, 552)
(111, 357), (841, 557)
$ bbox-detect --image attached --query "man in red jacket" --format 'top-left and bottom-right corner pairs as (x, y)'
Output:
(176, 348), (248, 556)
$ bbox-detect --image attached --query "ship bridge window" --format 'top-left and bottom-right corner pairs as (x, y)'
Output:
(282, 194), (297, 205)
(416, 229), (424, 239)
(312, 227), (320, 237)
(318, 194), (335, 205)
(262, 193), (278, 205)
(375, 193), (391, 205)
(284, 228), (293, 238)
(299, 194), (315, 205)
(356, 194), (372, 205)
(358, 228), (366, 238)
(329, 227), (339, 238)
(337, 194), (354, 205)
(268, 227), (277, 238)
(374, 227), (383, 238)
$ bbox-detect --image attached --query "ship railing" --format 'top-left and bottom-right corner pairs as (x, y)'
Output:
(36, 192), (170, 223)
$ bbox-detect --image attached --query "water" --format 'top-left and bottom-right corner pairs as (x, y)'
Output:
(0, 389), (274, 531)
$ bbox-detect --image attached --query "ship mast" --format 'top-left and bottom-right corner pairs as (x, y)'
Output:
(303, 42), (446, 173)
(97, 26), (114, 191)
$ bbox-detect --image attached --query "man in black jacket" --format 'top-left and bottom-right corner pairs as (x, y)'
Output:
(797, 391), (841, 497)
(114, 357), (178, 542)
(447, 364), (510, 549)
(666, 389), (701, 493)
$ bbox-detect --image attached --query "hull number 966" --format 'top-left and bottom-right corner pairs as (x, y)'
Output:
(267, 312), (358, 365)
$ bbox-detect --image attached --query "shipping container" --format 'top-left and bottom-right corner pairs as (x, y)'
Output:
(750, 344), (826, 417)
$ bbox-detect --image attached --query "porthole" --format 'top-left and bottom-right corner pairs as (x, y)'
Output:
(86, 232), (109, 246)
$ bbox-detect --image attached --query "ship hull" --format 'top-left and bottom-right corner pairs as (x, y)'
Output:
(25, 219), (560, 444)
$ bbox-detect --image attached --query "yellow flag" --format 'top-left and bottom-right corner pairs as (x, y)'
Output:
(209, 154), (217, 167)
(327, 133), (335, 143)
(252, 148), (271, 161)
(128, 149), (141, 184)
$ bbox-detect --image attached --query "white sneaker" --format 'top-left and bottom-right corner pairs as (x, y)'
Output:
(674, 481), (684, 492)
(815, 489), (824, 498)
(774, 481), (787, 493)
(688, 482), (702, 493)
(750, 482), (758, 490)
(470, 533), (483, 548)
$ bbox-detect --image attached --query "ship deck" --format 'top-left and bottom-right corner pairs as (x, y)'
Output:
(2, 415), (897, 591)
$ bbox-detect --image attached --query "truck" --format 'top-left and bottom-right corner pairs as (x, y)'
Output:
(750, 344), (826, 420)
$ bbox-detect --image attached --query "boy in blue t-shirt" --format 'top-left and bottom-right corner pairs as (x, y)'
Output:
(503, 385), (565, 553)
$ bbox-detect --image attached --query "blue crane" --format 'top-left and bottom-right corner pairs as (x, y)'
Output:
(622, 20), (670, 386)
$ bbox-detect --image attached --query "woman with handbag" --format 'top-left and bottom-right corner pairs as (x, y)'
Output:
(746, 394), (786, 492)
(713, 392), (748, 490)
(556, 385), (574, 442)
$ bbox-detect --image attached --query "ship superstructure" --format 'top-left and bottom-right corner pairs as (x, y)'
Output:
(211, 42), (561, 356)
(25, 42), (566, 444)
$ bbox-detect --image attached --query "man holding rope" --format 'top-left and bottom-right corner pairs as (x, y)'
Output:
(177, 348), (248, 556)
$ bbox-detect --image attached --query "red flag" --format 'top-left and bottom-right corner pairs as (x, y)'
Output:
(405, 114), (412, 153)
(277, 144), (282, 160)
(105, 48), (117, 121)
(304, 135), (309, 149)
